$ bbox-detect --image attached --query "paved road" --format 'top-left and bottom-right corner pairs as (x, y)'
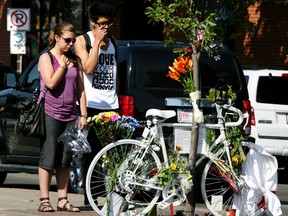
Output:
(0, 173), (208, 216)
(0, 172), (288, 216)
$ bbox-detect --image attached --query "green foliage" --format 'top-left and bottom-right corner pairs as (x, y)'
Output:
(145, 0), (260, 55)
(157, 147), (192, 188)
(206, 85), (237, 104)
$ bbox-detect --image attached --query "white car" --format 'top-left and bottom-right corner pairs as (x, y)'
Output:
(244, 69), (288, 156)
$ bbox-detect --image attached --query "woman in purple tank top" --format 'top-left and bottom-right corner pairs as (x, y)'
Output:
(37, 22), (87, 212)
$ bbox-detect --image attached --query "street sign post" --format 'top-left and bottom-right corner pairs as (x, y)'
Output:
(7, 8), (31, 74)
(7, 8), (30, 31)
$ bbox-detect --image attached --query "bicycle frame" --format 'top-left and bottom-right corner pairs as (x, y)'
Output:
(143, 102), (246, 186)
(85, 102), (261, 216)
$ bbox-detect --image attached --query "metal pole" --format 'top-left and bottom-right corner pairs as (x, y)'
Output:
(16, 54), (22, 74)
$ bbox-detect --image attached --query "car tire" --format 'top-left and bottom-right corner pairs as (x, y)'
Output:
(0, 171), (7, 186)
(68, 153), (84, 194)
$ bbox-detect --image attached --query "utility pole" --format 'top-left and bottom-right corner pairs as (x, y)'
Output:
(185, 48), (201, 216)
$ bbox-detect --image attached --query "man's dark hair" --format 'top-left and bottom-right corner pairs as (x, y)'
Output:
(89, 1), (115, 22)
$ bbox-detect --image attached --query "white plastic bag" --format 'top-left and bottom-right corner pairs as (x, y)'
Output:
(58, 119), (91, 154)
(232, 142), (282, 216)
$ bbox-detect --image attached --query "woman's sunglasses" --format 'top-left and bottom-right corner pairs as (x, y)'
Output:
(61, 36), (76, 44)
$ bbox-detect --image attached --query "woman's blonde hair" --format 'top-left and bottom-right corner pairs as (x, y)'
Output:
(48, 21), (76, 50)
(48, 21), (81, 69)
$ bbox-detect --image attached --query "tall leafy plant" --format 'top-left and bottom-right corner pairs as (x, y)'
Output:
(145, 0), (257, 55)
(145, 0), (260, 214)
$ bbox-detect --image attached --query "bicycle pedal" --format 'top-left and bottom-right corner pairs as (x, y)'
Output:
(151, 144), (160, 151)
(157, 201), (170, 209)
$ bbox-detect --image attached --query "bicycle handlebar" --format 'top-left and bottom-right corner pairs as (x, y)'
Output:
(205, 103), (248, 129)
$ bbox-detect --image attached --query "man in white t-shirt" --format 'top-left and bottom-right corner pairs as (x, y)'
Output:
(74, 1), (119, 205)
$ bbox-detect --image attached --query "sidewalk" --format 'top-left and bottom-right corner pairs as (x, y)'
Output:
(0, 188), (209, 216)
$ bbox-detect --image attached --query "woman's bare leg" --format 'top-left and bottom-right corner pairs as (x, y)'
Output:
(38, 167), (54, 211)
(56, 166), (80, 212)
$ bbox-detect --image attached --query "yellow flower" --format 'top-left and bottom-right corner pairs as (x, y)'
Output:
(170, 163), (177, 170)
(232, 156), (239, 167)
(176, 145), (183, 151)
(179, 167), (185, 173)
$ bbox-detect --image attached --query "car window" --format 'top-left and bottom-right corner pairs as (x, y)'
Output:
(135, 51), (182, 89)
(257, 76), (288, 105)
(245, 75), (249, 84)
(22, 62), (40, 92)
(200, 54), (241, 94)
(6, 73), (17, 87)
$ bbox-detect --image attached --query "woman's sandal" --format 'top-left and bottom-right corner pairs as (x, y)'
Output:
(57, 197), (80, 212)
(38, 197), (54, 212)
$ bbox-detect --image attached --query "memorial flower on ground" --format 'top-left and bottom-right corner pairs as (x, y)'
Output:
(157, 145), (193, 193)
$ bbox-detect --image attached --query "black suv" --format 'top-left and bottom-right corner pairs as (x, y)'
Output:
(118, 41), (252, 136)
(0, 41), (251, 193)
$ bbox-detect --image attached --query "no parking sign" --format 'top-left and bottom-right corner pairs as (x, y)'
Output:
(7, 8), (30, 55)
(7, 8), (30, 31)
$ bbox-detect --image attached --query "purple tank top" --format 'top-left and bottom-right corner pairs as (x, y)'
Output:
(39, 52), (78, 121)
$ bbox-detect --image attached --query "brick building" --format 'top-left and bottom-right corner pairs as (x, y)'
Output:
(235, 0), (288, 68)
(0, 0), (287, 72)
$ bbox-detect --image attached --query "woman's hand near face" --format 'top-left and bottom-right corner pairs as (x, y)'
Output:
(59, 55), (70, 68)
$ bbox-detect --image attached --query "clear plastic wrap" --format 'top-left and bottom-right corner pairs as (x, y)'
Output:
(58, 118), (91, 154)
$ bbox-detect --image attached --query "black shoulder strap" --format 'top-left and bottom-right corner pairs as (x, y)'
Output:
(83, 33), (117, 61)
(83, 33), (92, 53)
(48, 50), (53, 64)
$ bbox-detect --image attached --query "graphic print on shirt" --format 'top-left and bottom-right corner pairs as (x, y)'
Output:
(92, 53), (115, 90)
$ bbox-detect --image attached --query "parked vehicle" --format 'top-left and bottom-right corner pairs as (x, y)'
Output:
(0, 64), (17, 91)
(244, 69), (288, 165)
(0, 41), (252, 195)
(0, 42), (184, 193)
(118, 41), (252, 138)
(164, 48), (252, 136)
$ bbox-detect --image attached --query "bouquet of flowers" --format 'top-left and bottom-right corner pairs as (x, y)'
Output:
(157, 145), (193, 194)
(167, 55), (194, 95)
(87, 111), (139, 146)
(167, 54), (204, 123)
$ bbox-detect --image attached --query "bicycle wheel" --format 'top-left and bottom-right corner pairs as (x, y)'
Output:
(201, 160), (265, 216)
(86, 139), (162, 216)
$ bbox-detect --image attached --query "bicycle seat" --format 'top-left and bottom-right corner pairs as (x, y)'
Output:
(145, 109), (176, 120)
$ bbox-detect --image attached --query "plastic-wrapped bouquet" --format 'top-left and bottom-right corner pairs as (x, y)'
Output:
(58, 118), (91, 154)
(87, 111), (139, 146)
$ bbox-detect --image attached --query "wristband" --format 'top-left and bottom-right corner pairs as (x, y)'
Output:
(80, 115), (88, 118)
(59, 65), (66, 69)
